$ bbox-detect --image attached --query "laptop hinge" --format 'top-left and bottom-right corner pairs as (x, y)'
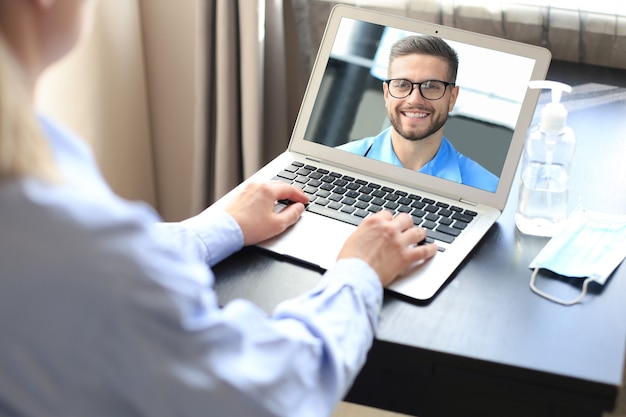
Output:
(459, 198), (478, 207)
(304, 156), (322, 163)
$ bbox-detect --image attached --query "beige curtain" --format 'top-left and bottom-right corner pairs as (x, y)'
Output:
(36, 0), (306, 221)
(36, 0), (157, 208)
(203, 0), (306, 204)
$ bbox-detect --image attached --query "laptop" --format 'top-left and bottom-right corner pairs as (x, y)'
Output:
(212, 5), (551, 301)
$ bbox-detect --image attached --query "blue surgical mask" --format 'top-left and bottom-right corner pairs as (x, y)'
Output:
(529, 206), (626, 305)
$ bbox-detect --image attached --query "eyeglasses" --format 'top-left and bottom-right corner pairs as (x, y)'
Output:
(385, 79), (455, 100)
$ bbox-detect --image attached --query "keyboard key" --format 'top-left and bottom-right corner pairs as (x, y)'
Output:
(422, 220), (437, 229)
(411, 208), (426, 218)
(277, 171), (297, 181)
(439, 217), (453, 226)
(329, 193), (342, 202)
(354, 209), (369, 218)
(439, 208), (453, 218)
(315, 198), (329, 206)
(453, 221), (469, 230)
(384, 201), (399, 210)
(372, 197), (385, 206)
(328, 201), (342, 210)
(426, 229), (455, 244)
(341, 197), (356, 206)
(425, 213), (439, 222)
(452, 212), (474, 223)
(436, 224), (462, 237)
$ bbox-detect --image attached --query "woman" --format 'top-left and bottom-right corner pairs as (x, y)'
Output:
(0, 1), (437, 416)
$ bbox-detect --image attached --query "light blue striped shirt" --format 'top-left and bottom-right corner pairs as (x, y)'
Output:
(0, 116), (383, 417)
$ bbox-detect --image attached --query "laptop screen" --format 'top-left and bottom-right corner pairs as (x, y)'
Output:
(303, 17), (537, 194)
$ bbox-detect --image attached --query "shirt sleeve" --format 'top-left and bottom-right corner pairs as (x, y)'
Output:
(155, 209), (244, 267)
(112, 249), (382, 417)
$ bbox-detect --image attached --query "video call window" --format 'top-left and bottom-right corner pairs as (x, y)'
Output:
(304, 18), (536, 193)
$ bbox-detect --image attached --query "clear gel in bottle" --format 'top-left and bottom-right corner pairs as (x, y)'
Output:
(515, 81), (576, 237)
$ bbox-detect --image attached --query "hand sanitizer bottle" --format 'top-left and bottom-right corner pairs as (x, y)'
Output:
(515, 80), (576, 237)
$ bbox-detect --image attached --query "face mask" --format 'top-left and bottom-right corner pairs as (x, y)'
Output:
(528, 206), (626, 305)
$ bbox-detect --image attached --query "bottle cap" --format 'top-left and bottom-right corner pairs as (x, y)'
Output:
(528, 80), (572, 133)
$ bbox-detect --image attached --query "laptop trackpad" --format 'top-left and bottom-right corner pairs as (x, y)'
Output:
(256, 210), (356, 271)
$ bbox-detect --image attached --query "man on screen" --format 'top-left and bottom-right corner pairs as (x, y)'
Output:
(338, 35), (498, 192)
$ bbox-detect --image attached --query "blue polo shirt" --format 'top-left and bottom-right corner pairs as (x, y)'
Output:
(338, 127), (499, 192)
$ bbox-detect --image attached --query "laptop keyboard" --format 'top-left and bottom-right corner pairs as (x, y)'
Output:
(273, 161), (477, 248)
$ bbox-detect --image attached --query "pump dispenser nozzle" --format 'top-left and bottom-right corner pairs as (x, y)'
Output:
(528, 80), (572, 133)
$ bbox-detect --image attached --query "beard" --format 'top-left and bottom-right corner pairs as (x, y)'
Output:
(387, 106), (449, 142)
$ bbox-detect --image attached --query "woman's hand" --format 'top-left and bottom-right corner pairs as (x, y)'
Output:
(225, 181), (309, 246)
(338, 211), (438, 287)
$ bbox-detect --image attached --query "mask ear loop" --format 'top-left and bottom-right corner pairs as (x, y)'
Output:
(530, 268), (594, 306)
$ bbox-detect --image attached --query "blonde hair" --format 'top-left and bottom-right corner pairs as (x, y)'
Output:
(0, 34), (60, 182)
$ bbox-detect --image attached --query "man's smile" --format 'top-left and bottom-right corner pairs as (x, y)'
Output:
(401, 109), (431, 119)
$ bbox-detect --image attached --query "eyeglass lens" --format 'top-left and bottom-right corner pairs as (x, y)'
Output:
(387, 79), (448, 100)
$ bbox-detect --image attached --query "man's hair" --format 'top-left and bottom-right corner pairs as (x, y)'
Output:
(388, 35), (459, 83)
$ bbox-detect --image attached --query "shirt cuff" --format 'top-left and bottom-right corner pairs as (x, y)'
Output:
(181, 209), (244, 266)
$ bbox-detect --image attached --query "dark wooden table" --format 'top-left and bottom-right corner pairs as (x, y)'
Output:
(213, 60), (626, 417)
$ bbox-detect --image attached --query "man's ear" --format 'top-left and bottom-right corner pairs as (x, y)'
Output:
(448, 85), (459, 112)
(382, 81), (390, 107)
